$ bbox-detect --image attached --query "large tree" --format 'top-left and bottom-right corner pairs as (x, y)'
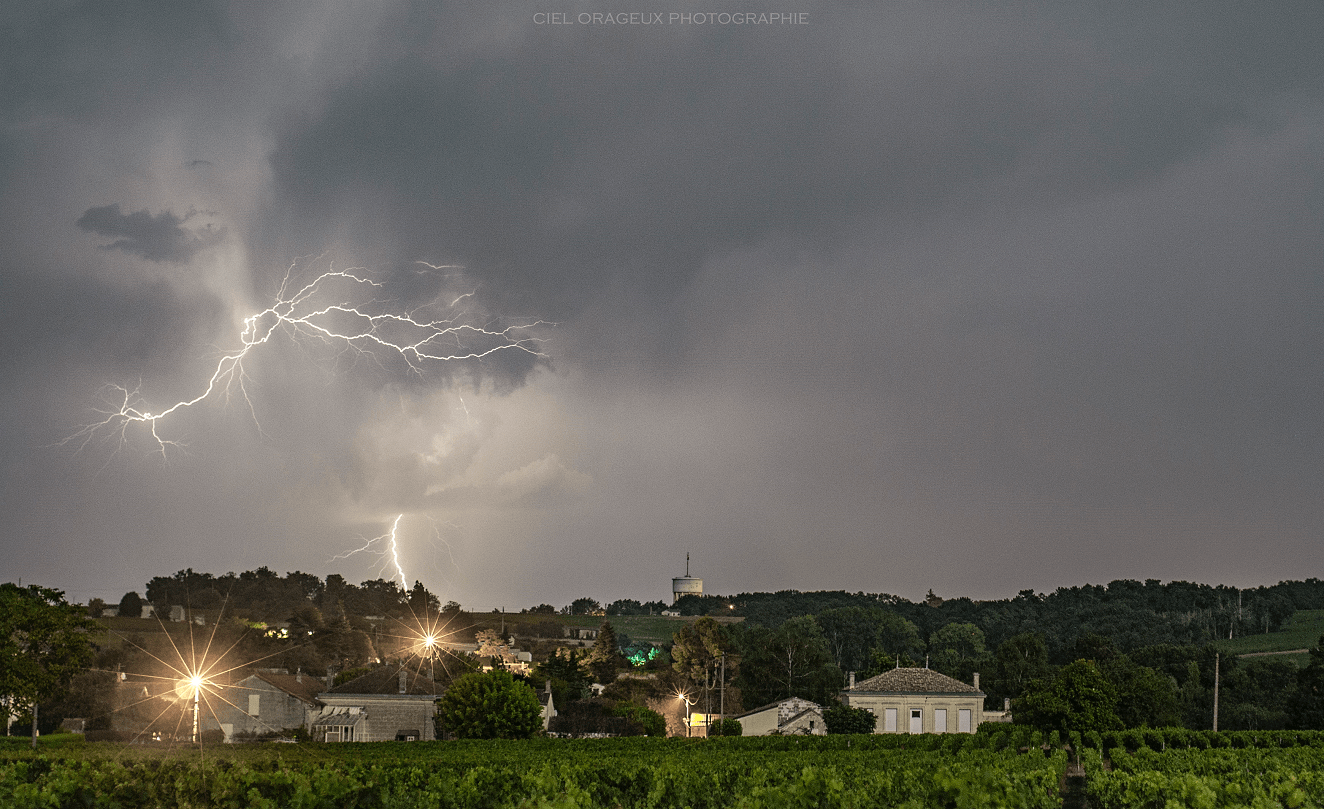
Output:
(0, 584), (102, 746)
(584, 621), (626, 684)
(736, 617), (840, 707)
(814, 607), (922, 674)
(116, 591), (143, 619)
(1289, 635), (1324, 730)
(671, 617), (738, 717)
(436, 669), (543, 739)
(1014, 659), (1123, 734)
(987, 632), (1051, 708)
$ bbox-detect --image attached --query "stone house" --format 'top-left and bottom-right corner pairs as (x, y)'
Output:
(735, 697), (826, 736)
(313, 665), (441, 742)
(209, 670), (324, 741)
(838, 668), (986, 734)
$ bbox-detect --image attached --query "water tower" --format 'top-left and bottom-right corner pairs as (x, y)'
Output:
(672, 553), (703, 604)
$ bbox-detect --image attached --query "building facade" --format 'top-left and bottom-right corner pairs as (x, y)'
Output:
(735, 697), (826, 736)
(839, 668), (986, 734)
(209, 670), (324, 741)
(313, 666), (441, 742)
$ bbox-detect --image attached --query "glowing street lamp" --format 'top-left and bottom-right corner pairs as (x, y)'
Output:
(174, 673), (207, 743)
(676, 691), (696, 738)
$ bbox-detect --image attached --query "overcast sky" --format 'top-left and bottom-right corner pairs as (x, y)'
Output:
(2, 1), (1322, 611)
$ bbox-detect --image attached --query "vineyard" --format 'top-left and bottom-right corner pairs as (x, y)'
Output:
(3, 727), (1324, 808)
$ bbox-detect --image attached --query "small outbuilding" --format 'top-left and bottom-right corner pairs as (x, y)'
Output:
(735, 697), (826, 736)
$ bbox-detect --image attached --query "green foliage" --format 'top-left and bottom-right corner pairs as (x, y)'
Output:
(987, 632), (1051, 707)
(672, 616), (739, 708)
(734, 617), (840, 706)
(116, 591), (143, 619)
(1289, 634), (1324, 729)
(813, 607), (923, 674)
(1015, 660), (1123, 735)
(535, 648), (593, 708)
(928, 622), (987, 675)
(1086, 744), (1324, 809)
(0, 584), (102, 720)
(822, 703), (876, 734)
(709, 717), (744, 737)
(0, 735), (1072, 808)
(436, 669), (544, 740)
(584, 622), (626, 684)
(612, 702), (668, 736)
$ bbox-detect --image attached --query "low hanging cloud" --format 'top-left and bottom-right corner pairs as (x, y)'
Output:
(76, 203), (225, 263)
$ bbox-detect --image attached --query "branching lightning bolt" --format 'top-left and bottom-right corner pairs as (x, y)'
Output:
(330, 514), (410, 590)
(63, 261), (548, 459)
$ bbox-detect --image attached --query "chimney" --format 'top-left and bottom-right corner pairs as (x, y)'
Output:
(1004, 697), (1011, 711)
(973, 672), (980, 691)
(296, 667), (302, 684)
(325, 667), (335, 690)
(848, 671), (855, 689)
(398, 669), (408, 694)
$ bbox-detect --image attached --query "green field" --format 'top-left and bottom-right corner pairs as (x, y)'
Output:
(1215, 609), (1324, 662)
(0, 732), (1066, 808)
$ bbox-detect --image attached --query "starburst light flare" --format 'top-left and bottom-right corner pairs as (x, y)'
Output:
(64, 259), (549, 458)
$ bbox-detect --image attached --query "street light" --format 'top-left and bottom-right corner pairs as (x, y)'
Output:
(676, 691), (696, 738)
(174, 674), (205, 743)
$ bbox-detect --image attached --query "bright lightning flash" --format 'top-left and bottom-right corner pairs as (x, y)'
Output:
(65, 261), (547, 458)
(331, 514), (410, 590)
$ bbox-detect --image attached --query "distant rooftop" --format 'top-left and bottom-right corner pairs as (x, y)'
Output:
(848, 668), (981, 694)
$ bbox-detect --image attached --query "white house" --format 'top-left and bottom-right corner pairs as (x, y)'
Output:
(839, 668), (986, 734)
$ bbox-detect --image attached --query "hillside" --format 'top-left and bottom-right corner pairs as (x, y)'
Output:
(1214, 609), (1324, 666)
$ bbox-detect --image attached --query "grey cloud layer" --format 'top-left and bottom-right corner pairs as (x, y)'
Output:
(0, 2), (1321, 607)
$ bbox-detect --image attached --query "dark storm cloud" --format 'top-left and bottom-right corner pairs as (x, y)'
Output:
(76, 204), (225, 264)
(3, 0), (1324, 609)
(259, 1), (1324, 341)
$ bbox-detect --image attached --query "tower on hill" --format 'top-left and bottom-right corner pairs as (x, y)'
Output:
(672, 553), (703, 604)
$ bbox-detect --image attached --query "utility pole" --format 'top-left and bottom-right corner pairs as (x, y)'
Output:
(1212, 652), (1220, 732)
(719, 653), (725, 727)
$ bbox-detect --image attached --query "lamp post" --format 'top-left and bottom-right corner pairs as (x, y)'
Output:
(677, 692), (696, 738)
(175, 675), (204, 743)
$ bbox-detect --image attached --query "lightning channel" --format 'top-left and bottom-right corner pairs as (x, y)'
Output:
(329, 513), (410, 590)
(63, 261), (548, 458)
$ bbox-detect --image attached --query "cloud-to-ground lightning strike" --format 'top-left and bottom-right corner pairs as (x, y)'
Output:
(64, 261), (548, 458)
(331, 514), (410, 590)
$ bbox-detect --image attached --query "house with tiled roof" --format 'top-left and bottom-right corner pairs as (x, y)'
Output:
(209, 669), (325, 742)
(838, 668), (986, 734)
(313, 665), (441, 742)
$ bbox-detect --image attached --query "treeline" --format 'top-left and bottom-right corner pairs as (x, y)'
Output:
(108, 568), (452, 625)
(676, 578), (1323, 657)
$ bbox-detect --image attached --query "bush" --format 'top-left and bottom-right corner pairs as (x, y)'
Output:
(710, 717), (743, 737)
(823, 703), (876, 735)
(613, 702), (668, 736)
(437, 670), (544, 739)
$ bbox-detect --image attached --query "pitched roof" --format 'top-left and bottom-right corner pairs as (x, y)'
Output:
(251, 671), (324, 705)
(324, 665), (441, 696)
(848, 668), (981, 694)
(734, 697), (823, 721)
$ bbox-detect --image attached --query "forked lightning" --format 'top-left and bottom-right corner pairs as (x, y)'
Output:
(64, 262), (547, 458)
